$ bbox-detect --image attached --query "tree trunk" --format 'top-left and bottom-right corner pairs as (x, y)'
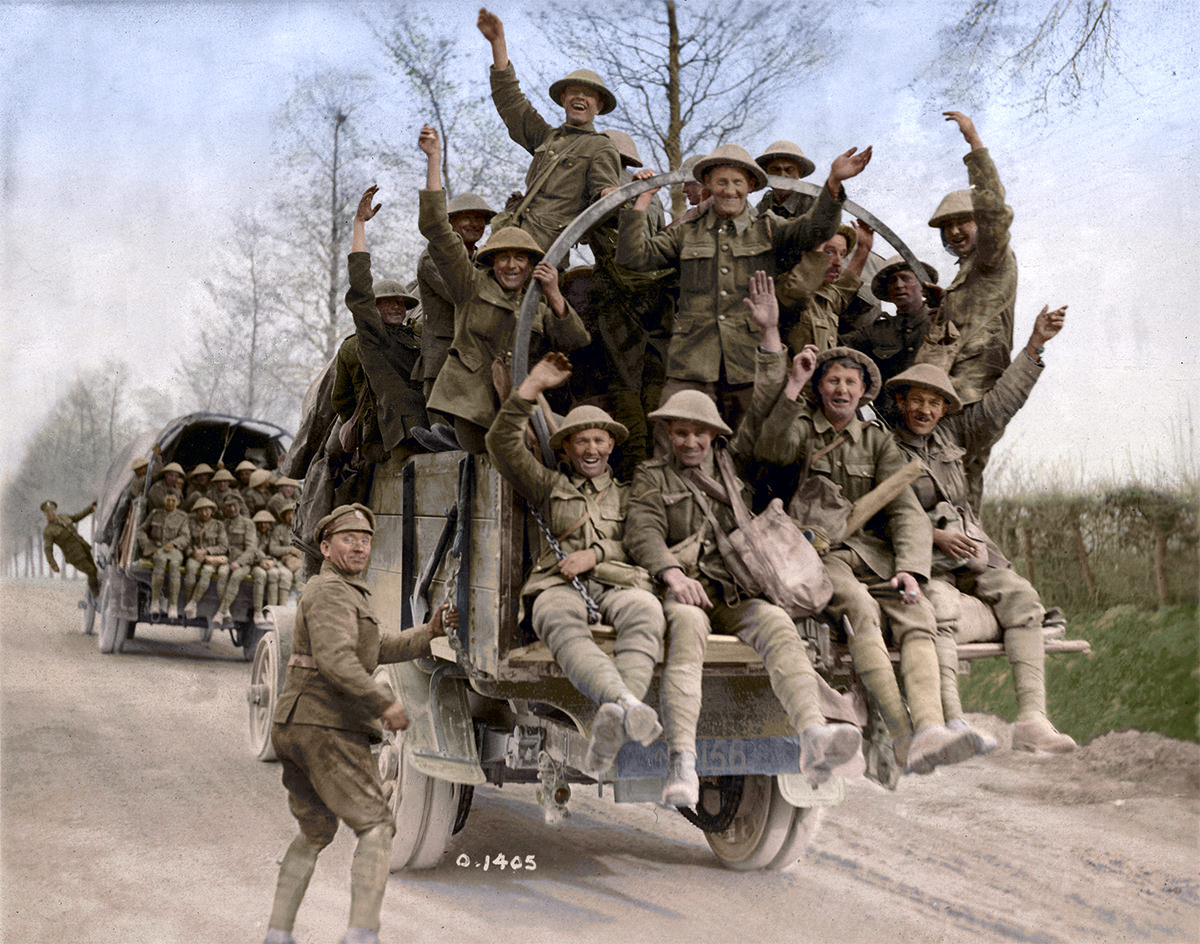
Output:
(1153, 530), (1169, 609)
(666, 0), (685, 219)
(1073, 515), (1096, 598)
(1020, 525), (1036, 586)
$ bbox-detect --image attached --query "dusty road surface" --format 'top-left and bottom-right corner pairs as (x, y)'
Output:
(3, 579), (1198, 944)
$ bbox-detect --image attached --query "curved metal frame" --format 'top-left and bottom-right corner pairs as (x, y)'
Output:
(511, 171), (932, 458)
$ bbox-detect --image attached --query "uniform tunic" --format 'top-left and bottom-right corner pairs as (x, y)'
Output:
(615, 190), (841, 387)
(147, 478), (184, 510)
(489, 63), (621, 252)
(417, 246), (458, 386)
(916, 147), (1016, 407)
(184, 516), (228, 602)
(272, 560), (437, 838)
(777, 267), (863, 352)
(843, 305), (933, 392)
(420, 190), (590, 431)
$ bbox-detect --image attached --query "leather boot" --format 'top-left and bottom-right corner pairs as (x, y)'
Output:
(347, 824), (394, 935)
(1012, 717), (1077, 753)
(584, 702), (626, 774)
(798, 723), (864, 785)
(905, 724), (978, 775)
(947, 717), (996, 754)
(661, 751), (698, 808)
(618, 693), (662, 746)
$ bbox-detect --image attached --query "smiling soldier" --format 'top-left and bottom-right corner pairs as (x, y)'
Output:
(478, 7), (621, 253)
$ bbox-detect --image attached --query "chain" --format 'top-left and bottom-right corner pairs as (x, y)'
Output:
(527, 505), (601, 624)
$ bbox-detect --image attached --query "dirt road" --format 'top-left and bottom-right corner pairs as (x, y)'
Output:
(2, 579), (1197, 944)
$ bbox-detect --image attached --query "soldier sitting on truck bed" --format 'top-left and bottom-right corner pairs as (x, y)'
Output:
(486, 352), (666, 775)
(182, 462), (215, 512)
(418, 125), (590, 453)
(138, 489), (189, 618)
(253, 509), (292, 616)
(741, 277), (985, 776)
(886, 304), (1076, 754)
(209, 468), (248, 517)
(182, 496), (228, 619)
(244, 469), (273, 517)
(147, 461), (186, 510)
(214, 495), (261, 628)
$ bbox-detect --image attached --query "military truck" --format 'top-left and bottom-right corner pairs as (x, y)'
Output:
(246, 173), (1089, 871)
(93, 412), (291, 658)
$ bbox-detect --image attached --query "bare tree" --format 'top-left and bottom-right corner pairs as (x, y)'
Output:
(544, 0), (828, 215)
(370, 13), (525, 199)
(927, 0), (1122, 114)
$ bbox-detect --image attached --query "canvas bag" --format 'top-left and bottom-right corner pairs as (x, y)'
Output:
(680, 450), (833, 618)
(786, 436), (853, 552)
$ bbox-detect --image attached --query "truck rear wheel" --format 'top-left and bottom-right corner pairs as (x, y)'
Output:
(378, 727), (463, 872)
(704, 774), (824, 871)
(247, 606), (294, 762)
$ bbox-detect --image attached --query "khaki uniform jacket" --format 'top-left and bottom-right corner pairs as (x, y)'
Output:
(777, 267), (863, 352)
(147, 478), (183, 511)
(187, 517), (228, 558)
(893, 351), (1043, 572)
(843, 305), (933, 388)
(916, 148), (1016, 406)
(625, 448), (755, 605)
(490, 63), (621, 252)
(346, 252), (427, 448)
(273, 560), (436, 736)
(43, 507), (94, 570)
(266, 522), (295, 561)
(755, 189), (816, 219)
(267, 492), (295, 520)
(615, 190), (842, 386)
(486, 393), (651, 615)
(128, 474), (148, 503)
(210, 486), (249, 518)
(182, 482), (214, 513)
(417, 246), (458, 383)
(420, 190), (590, 429)
(748, 350), (933, 581)
(137, 508), (190, 558)
(243, 486), (269, 517)
(223, 514), (262, 569)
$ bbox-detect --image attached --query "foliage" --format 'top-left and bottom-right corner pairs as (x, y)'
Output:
(960, 604), (1199, 744)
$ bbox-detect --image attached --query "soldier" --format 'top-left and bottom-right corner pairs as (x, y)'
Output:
(417, 191), (496, 407)
(886, 304), (1076, 754)
(210, 468), (248, 517)
(235, 459), (258, 489)
(745, 327), (983, 775)
(486, 352), (666, 774)
(128, 456), (150, 502)
(41, 499), (100, 598)
(664, 155), (711, 230)
(244, 469), (273, 517)
(916, 111), (1017, 509)
(754, 139), (817, 219)
(213, 495), (260, 627)
(615, 140), (871, 434)
(843, 254), (940, 424)
(337, 187), (427, 465)
(270, 501), (305, 587)
(478, 7), (622, 253)
(253, 509), (291, 616)
(137, 490), (189, 617)
(624, 376), (863, 807)
(262, 504), (454, 944)
(776, 220), (876, 352)
(147, 461), (185, 510)
(183, 462), (215, 511)
(268, 477), (301, 521)
(182, 496), (228, 619)
(587, 129), (674, 475)
(419, 125), (590, 453)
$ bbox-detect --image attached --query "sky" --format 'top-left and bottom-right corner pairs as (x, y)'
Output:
(2, 0), (1198, 499)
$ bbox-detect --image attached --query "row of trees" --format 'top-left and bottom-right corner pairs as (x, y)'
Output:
(3, 0), (1124, 552)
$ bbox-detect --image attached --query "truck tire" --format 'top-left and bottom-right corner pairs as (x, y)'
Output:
(704, 774), (824, 871)
(247, 606), (294, 762)
(378, 726), (462, 872)
(98, 582), (132, 655)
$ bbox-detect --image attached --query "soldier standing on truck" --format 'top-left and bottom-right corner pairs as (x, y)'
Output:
(916, 111), (1017, 510)
(486, 352), (666, 775)
(262, 504), (454, 944)
(41, 499), (100, 598)
(886, 304), (1077, 754)
(477, 7), (622, 253)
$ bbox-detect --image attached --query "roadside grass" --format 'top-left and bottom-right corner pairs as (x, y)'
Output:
(959, 604), (1199, 745)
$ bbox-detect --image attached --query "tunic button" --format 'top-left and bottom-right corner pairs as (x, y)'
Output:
(720, 290), (728, 297)
(719, 314), (726, 321)
(721, 244), (730, 251)
(720, 266), (729, 274)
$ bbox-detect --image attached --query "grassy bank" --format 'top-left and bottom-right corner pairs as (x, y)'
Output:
(959, 604), (1199, 745)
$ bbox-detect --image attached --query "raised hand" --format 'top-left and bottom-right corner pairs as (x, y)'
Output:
(355, 185), (381, 224)
(418, 124), (440, 158)
(943, 111), (983, 149)
(477, 7), (504, 43)
(523, 352), (573, 396)
(743, 269), (779, 333)
(828, 146), (873, 190)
